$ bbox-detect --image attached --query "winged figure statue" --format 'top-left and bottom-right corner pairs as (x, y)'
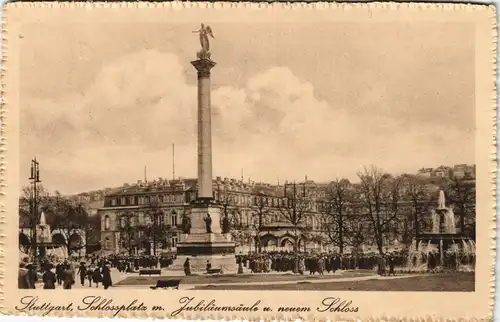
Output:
(193, 23), (215, 59)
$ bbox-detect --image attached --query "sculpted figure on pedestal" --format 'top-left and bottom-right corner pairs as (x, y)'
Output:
(204, 214), (212, 233)
(222, 214), (231, 234)
(181, 214), (191, 234)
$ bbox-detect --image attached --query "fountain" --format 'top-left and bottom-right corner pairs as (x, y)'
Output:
(406, 190), (475, 272)
(35, 212), (70, 261)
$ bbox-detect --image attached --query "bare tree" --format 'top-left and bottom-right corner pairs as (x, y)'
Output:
(278, 182), (309, 260)
(400, 174), (433, 245)
(143, 199), (170, 256)
(117, 212), (139, 254)
(19, 184), (50, 230)
(445, 175), (476, 236)
(42, 192), (90, 255)
(320, 178), (355, 254)
(356, 165), (401, 255)
(250, 193), (271, 253)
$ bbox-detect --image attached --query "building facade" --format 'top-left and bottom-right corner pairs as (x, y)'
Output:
(98, 177), (330, 255)
(98, 164), (477, 255)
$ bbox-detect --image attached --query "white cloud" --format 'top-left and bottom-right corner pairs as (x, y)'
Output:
(21, 50), (473, 193)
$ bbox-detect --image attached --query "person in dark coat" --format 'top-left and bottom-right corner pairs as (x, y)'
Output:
(388, 255), (395, 276)
(62, 264), (74, 289)
(379, 256), (387, 276)
(78, 262), (87, 286)
(101, 263), (112, 290)
(55, 263), (64, 285)
(87, 266), (94, 287)
(42, 264), (57, 289)
(18, 262), (31, 289)
(92, 266), (102, 288)
(26, 263), (38, 289)
(183, 258), (191, 276)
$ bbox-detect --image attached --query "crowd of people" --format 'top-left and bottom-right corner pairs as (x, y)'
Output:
(235, 251), (407, 275)
(104, 254), (176, 272)
(18, 253), (177, 289)
(18, 256), (114, 289)
(19, 248), (474, 289)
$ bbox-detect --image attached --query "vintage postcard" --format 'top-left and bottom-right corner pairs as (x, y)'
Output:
(0, 1), (497, 320)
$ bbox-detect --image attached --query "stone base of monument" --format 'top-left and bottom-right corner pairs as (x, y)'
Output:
(169, 254), (238, 274)
(168, 233), (237, 274)
(169, 198), (237, 274)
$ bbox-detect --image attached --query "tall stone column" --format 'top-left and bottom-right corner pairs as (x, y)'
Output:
(192, 58), (216, 200)
(170, 53), (236, 274)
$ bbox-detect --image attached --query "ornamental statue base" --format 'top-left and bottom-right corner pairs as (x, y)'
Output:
(169, 199), (237, 274)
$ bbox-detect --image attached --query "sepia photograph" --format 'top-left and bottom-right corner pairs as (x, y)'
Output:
(1, 3), (495, 320)
(16, 19), (479, 293)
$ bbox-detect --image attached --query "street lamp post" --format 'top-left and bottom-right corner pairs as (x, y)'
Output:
(152, 212), (157, 256)
(29, 158), (41, 264)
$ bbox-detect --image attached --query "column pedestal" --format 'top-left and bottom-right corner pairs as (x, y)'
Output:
(170, 200), (237, 274)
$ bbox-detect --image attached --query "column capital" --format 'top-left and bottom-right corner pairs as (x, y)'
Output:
(191, 59), (216, 78)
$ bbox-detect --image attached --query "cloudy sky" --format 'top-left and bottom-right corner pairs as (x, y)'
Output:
(20, 22), (474, 194)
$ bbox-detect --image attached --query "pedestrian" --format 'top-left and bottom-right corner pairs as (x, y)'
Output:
(87, 266), (94, 287)
(18, 262), (31, 289)
(62, 264), (74, 289)
(26, 263), (38, 289)
(78, 262), (87, 286)
(379, 255), (387, 276)
(298, 257), (305, 275)
(92, 266), (102, 288)
(101, 262), (112, 290)
(42, 263), (56, 289)
(183, 258), (191, 276)
(55, 262), (63, 286)
(388, 255), (395, 276)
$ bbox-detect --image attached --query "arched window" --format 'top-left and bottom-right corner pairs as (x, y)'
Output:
(104, 215), (111, 231)
(120, 216), (126, 229)
(104, 237), (111, 249)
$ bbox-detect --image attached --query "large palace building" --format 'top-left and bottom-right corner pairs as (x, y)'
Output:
(98, 164), (476, 256)
(98, 177), (331, 255)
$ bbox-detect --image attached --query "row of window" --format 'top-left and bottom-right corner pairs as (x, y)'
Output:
(103, 211), (327, 232)
(109, 194), (188, 207)
(103, 213), (179, 231)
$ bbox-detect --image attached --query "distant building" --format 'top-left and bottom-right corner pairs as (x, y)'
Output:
(417, 164), (475, 180)
(417, 168), (433, 177)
